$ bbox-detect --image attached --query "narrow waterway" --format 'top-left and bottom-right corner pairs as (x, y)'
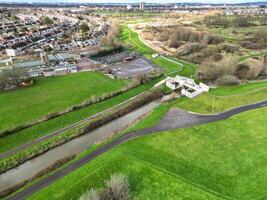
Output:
(0, 101), (160, 193)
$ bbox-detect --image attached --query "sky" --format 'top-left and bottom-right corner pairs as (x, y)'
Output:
(1, 0), (267, 3)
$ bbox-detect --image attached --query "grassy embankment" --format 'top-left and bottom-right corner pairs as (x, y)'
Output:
(122, 81), (267, 131)
(0, 72), (128, 132)
(28, 100), (267, 200)
(0, 78), (160, 153)
(8, 81), (267, 199)
(0, 89), (162, 174)
(175, 81), (267, 114)
(119, 25), (196, 77)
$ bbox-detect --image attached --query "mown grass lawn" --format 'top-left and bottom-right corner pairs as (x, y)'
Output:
(0, 79), (159, 153)
(28, 106), (267, 200)
(175, 81), (267, 114)
(0, 72), (128, 131)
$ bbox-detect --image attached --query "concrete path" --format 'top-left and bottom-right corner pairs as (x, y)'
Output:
(7, 99), (267, 200)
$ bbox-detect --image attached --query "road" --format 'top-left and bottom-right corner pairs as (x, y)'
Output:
(8, 99), (267, 200)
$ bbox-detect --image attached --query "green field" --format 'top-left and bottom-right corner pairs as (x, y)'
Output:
(119, 25), (196, 76)
(123, 81), (267, 133)
(0, 72), (128, 131)
(175, 81), (267, 114)
(0, 79), (159, 153)
(28, 105), (267, 200)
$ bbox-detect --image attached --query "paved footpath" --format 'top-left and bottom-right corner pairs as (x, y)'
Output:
(8, 100), (267, 200)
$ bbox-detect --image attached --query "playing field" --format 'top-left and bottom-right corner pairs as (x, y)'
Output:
(0, 72), (128, 131)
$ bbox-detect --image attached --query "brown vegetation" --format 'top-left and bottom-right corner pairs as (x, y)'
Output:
(79, 173), (130, 200)
(198, 55), (265, 84)
(101, 19), (120, 48)
(198, 55), (239, 81)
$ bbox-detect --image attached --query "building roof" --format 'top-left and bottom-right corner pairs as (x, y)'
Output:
(15, 60), (45, 68)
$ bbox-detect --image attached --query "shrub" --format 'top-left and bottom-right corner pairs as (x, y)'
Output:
(235, 63), (250, 79)
(198, 55), (239, 81)
(102, 173), (130, 200)
(235, 58), (264, 79)
(240, 41), (266, 50)
(215, 75), (240, 86)
(79, 189), (100, 200)
(222, 44), (239, 53)
(101, 19), (120, 48)
(202, 34), (224, 45)
(176, 42), (204, 56)
(167, 40), (185, 49)
(79, 174), (130, 200)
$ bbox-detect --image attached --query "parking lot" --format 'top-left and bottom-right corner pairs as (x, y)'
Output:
(106, 57), (157, 78)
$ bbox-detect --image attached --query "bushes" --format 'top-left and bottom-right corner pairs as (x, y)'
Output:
(204, 15), (258, 28)
(202, 34), (224, 45)
(198, 55), (239, 81)
(222, 44), (239, 53)
(198, 55), (265, 84)
(79, 174), (130, 200)
(235, 58), (264, 80)
(241, 41), (266, 50)
(215, 75), (240, 86)
(101, 19), (120, 48)
(176, 42), (204, 56)
(91, 46), (123, 58)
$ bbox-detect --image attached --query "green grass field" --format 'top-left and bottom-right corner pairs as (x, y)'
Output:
(0, 72), (128, 131)
(0, 79), (159, 153)
(123, 81), (267, 133)
(28, 105), (267, 200)
(175, 81), (267, 114)
(119, 25), (196, 76)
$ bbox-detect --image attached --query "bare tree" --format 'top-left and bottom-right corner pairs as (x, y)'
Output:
(101, 19), (120, 48)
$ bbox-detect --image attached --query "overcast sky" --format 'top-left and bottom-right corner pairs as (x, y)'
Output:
(2, 0), (267, 3)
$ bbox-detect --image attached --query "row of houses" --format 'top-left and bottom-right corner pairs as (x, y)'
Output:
(0, 22), (78, 52)
(225, 8), (267, 15)
(1, 21), (109, 54)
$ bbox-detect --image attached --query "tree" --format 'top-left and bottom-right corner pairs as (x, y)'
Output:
(40, 16), (54, 25)
(0, 67), (29, 87)
(80, 22), (90, 34)
(102, 173), (130, 200)
(79, 174), (130, 200)
(100, 19), (120, 48)
(11, 15), (19, 22)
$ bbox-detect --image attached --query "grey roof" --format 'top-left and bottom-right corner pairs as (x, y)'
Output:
(15, 60), (45, 68)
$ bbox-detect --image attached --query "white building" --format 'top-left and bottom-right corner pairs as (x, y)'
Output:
(166, 75), (209, 98)
(140, 2), (145, 11)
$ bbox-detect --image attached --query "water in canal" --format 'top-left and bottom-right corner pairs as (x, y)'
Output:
(0, 101), (160, 193)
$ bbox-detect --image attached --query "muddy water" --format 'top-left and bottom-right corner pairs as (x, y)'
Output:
(0, 101), (160, 192)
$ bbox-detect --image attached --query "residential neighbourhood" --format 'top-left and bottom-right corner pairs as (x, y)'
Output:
(0, 1), (267, 200)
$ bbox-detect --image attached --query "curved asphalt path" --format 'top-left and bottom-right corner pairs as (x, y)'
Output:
(8, 99), (267, 200)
